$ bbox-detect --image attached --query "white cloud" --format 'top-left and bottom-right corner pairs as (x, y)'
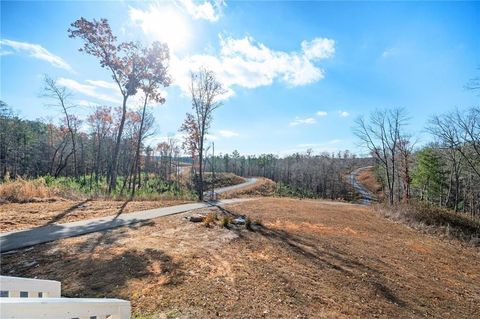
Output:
(57, 78), (122, 104)
(289, 117), (316, 126)
(0, 49), (12, 56)
(0, 39), (72, 71)
(280, 139), (344, 155)
(85, 80), (118, 91)
(382, 47), (398, 58)
(59, 77), (167, 110)
(218, 129), (239, 138)
(147, 132), (187, 146)
(176, 0), (224, 22)
(205, 133), (218, 141)
(301, 38), (335, 60)
(316, 111), (328, 117)
(171, 35), (335, 98)
(338, 110), (350, 117)
(76, 99), (102, 107)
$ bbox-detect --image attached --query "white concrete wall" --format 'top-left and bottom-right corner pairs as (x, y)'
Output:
(1, 298), (131, 319)
(0, 275), (61, 298)
(0, 276), (131, 318)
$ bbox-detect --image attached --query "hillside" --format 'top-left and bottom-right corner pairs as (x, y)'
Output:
(2, 197), (478, 318)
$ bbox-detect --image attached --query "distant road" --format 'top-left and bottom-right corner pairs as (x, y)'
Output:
(0, 178), (259, 253)
(205, 177), (258, 197)
(349, 167), (376, 204)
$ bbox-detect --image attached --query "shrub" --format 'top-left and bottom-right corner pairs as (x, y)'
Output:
(0, 177), (57, 203)
(221, 215), (232, 228)
(245, 217), (252, 230)
(203, 212), (217, 227)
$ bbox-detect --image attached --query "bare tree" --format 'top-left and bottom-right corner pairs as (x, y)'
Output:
(43, 76), (78, 177)
(184, 68), (226, 200)
(130, 42), (170, 197)
(354, 108), (409, 205)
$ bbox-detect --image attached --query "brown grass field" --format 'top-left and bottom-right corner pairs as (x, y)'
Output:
(1, 197), (478, 318)
(0, 199), (191, 232)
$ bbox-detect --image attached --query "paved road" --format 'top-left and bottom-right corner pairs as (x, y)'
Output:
(0, 179), (259, 253)
(204, 177), (258, 198)
(349, 167), (376, 204)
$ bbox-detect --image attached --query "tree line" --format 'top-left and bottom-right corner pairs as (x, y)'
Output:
(204, 150), (373, 200)
(0, 100), (185, 195)
(354, 106), (480, 218)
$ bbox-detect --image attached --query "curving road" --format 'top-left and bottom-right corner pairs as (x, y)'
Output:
(349, 167), (376, 204)
(204, 177), (258, 199)
(0, 178), (259, 253)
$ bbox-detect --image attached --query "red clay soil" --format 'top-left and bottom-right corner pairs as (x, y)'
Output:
(1, 198), (478, 318)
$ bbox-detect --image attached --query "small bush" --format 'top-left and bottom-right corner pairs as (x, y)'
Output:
(245, 217), (252, 230)
(203, 212), (217, 227)
(221, 215), (232, 228)
(0, 177), (58, 203)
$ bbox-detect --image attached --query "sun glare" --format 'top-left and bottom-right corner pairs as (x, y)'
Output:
(130, 5), (191, 52)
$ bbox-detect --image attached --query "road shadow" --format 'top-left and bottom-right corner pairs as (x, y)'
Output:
(47, 199), (91, 225)
(114, 199), (131, 219)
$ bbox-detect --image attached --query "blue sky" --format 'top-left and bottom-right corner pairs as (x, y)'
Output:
(1, 1), (479, 156)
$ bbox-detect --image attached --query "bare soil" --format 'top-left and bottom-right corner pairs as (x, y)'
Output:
(1, 198), (478, 318)
(357, 167), (383, 199)
(0, 199), (191, 232)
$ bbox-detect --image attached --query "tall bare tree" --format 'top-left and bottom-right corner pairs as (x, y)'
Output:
(128, 42), (170, 197)
(354, 108), (409, 205)
(43, 76), (78, 177)
(183, 68), (226, 200)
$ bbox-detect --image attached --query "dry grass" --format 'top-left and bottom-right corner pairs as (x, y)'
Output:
(355, 167), (384, 201)
(2, 197), (478, 318)
(375, 202), (480, 245)
(203, 212), (218, 227)
(358, 168), (381, 192)
(0, 199), (192, 232)
(0, 178), (67, 203)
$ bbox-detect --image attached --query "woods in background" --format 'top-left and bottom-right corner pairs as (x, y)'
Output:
(0, 100), (186, 197)
(205, 150), (372, 200)
(355, 106), (480, 218)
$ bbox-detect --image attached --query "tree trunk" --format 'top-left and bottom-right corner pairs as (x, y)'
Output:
(109, 95), (128, 194)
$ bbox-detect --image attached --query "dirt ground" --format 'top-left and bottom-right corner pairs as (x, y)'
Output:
(357, 167), (383, 199)
(1, 198), (479, 318)
(0, 199), (191, 232)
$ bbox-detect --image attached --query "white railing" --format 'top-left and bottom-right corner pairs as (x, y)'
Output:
(0, 276), (131, 319)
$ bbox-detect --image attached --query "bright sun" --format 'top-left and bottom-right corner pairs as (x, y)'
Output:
(130, 5), (191, 52)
